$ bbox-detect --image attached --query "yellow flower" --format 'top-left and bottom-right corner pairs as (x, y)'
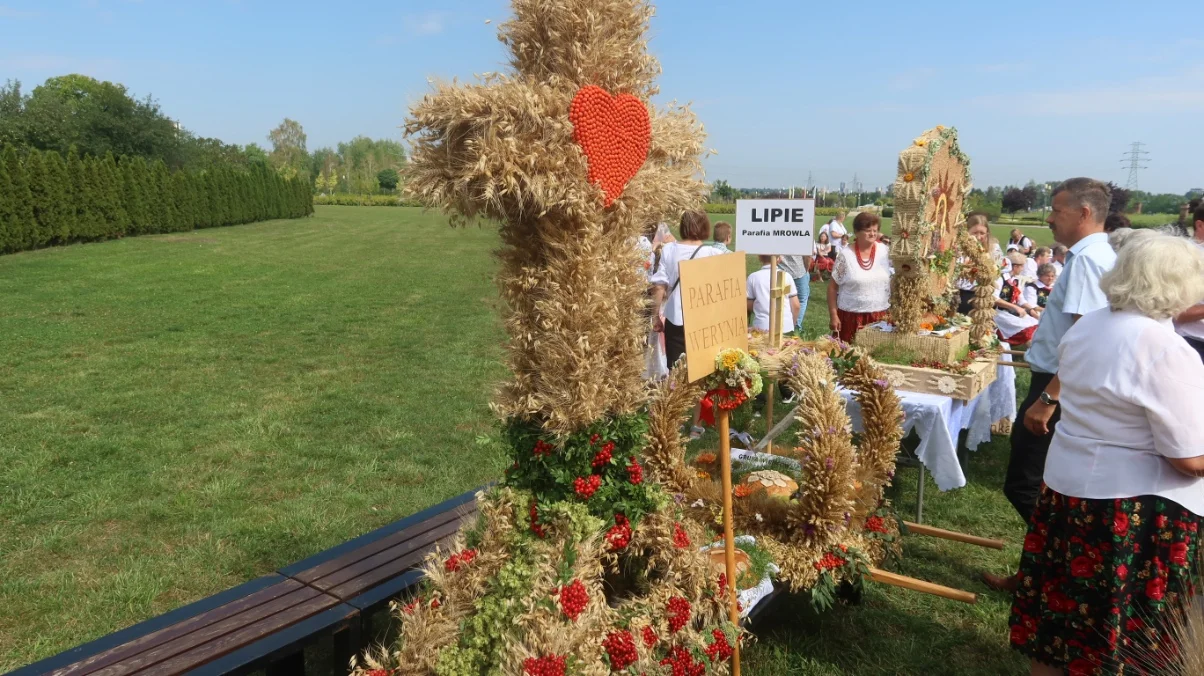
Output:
(697, 470), (711, 480)
(915, 138), (927, 147)
(903, 172), (915, 182)
(935, 125), (945, 131)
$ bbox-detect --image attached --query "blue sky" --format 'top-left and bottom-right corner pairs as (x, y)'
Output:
(1, 0), (1201, 194)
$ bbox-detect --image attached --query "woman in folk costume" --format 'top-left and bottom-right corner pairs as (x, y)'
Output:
(1022, 263), (1057, 316)
(1011, 234), (1204, 676)
(995, 252), (1039, 346)
(827, 212), (891, 343)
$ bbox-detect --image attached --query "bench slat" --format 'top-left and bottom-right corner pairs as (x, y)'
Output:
(181, 604), (359, 676)
(43, 580), (306, 676)
(291, 504), (475, 584)
(8, 576), (287, 676)
(127, 593), (341, 676)
(86, 587), (325, 676)
(279, 489), (481, 579)
(311, 514), (469, 595)
(326, 519), (468, 600)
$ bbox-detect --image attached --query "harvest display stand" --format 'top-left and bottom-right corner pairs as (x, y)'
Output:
(853, 126), (1001, 402)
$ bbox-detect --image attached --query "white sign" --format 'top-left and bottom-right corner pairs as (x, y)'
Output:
(734, 199), (815, 256)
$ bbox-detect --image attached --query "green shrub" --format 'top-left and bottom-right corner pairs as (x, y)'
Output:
(0, 150), (311, 255)
(313, 193), (423, 207)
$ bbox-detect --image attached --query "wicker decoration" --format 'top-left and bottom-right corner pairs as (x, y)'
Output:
(889, 127), (972, 333)
(953, 228), (1000, 345)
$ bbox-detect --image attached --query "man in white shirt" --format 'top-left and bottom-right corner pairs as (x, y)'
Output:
(985, 178), (1118, 593)
(1050, 245), (1067, 274)
(747, 255), (800, 335)
(1174, 204), (1204, 361)
(818, 212), (847, 243)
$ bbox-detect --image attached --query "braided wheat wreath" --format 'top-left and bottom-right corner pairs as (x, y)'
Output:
(680, 338), (905, 594)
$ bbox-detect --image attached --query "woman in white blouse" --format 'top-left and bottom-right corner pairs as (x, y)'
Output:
(827, 212), (890, 343)
(1009, 234), (1204, 676)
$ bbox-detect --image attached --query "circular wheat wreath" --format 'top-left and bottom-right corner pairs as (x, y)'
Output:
(682, 339), (904, 592)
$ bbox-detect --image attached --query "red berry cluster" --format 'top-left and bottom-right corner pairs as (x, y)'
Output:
(574, 474), (602, 499)
(626, 457), (643, 485)
(602, 629), (638, 671)
(641, 625), (658, 647)
(659, 645), (705, 676)
(444, 548), (478, 572)
(533, 440), (554, 457)
(529, 501), (546, 538)
(666, 596), (692, 633)
(672, 523), (690, 549)
(402, 597), (421, 615)
(591, 441), (614, 469)
(606, 513), (632, 551)
(366, 670), (395, 676)
(813, 551), (847, 572)
(523, 654), (566, 676)
(865, 515), (888, 533)
(557, 579), (589, 621)
(704, 629), (734, 662)
(717, 572), (728, 598)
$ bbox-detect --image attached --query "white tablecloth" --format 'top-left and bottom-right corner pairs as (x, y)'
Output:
(841, 357), (1017, 491)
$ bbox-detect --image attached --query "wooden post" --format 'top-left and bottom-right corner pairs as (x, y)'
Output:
(718, 409), (742, 675)
(765, 256), (786, 455)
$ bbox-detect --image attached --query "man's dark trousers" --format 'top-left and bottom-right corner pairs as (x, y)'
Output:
(1004, 370), (1061, 525)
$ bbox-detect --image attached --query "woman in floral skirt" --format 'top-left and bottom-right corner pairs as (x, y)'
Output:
(1010, 234), (1204, 675)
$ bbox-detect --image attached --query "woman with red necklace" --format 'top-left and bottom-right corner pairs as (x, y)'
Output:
(827, 212), (891, 343)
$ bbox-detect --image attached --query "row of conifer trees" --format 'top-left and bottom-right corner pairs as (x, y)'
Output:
(0, 146), (313, 255)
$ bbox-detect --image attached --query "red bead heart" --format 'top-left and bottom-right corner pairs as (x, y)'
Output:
(569, 85), (651, 207)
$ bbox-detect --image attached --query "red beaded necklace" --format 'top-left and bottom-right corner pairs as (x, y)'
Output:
(855, 241), (876, 271)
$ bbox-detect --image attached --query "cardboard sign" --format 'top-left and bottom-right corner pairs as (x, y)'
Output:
(735, 199), (816, 256)
(679, 252), (749, 383)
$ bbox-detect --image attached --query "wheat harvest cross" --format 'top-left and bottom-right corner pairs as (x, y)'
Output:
(403, 0), (708, 435)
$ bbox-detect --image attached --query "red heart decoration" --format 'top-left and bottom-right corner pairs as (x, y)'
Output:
(569, 85), (651, 207)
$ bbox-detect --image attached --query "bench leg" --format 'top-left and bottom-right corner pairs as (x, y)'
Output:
(266, 650), (306, 676)
(332, 616), (364, 675)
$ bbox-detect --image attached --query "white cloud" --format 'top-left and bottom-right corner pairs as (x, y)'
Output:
(406, 11), (446, 35)
(888, 68), (936, 92)
(970, 65), (1204, 115)
(0, 4), (38, 17)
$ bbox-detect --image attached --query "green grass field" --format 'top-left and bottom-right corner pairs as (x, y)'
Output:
(0, 206), (1030, 674)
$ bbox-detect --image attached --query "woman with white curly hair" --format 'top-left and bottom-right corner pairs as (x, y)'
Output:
(1009, 233), (1204, 676)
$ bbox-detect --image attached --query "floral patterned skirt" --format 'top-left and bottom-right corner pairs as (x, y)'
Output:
(1010, 486), (1202, 675)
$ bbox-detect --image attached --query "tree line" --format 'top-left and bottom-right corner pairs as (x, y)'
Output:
(1, 75), (270, 173)
(0, 146), (312, 255)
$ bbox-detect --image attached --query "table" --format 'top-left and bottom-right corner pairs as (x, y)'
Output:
(842, 356), (1018, 520)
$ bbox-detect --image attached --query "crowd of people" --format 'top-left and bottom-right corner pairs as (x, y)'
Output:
(638, 184), (1204, 675)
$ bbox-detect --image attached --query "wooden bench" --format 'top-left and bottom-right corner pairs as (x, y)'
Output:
(8, 488), (482, 676)
(279, 487), (481, 631)
(5, 574), (358, 676)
